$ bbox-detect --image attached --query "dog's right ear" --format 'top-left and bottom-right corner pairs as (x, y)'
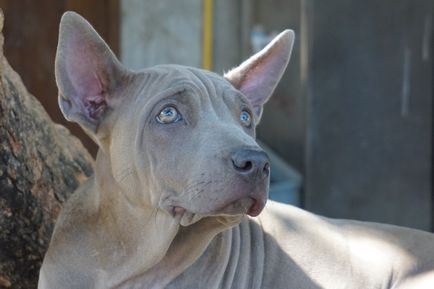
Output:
(224, 30), (294, 122)
(55, 11), (124, 137)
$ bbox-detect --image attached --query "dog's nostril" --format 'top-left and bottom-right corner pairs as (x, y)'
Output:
(242, 161), (253, 171)
(263, 162), (270, 174)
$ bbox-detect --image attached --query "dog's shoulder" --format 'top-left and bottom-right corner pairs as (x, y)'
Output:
(47, 177), (100, 254)
(40, 177), (102, 288)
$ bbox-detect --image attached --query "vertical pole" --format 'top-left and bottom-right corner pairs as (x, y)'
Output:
(202, 0), (213, 70)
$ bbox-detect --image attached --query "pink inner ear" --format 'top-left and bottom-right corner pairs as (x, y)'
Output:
(238, 43), (289, 108)
(64, 33), (108, 122)
(239, 72), (269, 106)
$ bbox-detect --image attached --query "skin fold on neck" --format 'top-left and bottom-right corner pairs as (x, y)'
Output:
(93, 151), (242, 288)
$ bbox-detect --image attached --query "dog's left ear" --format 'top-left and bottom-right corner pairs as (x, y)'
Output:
(55, 11), (125, 138)
(224, 30), (294, 122)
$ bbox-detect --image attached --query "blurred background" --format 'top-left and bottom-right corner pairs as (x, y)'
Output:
(0, 0), (432, 231)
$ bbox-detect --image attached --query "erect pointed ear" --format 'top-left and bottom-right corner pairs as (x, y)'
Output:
(55, 11), (124, 136)
(224, 30), (294, 121)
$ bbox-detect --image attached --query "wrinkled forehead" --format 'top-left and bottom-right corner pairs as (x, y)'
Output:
(132, 64), (246, 107)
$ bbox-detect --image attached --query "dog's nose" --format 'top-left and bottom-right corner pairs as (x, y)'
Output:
(231, 149), (270, 179)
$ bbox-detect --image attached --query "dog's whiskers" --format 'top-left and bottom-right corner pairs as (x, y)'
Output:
(182, 179), (218, 201)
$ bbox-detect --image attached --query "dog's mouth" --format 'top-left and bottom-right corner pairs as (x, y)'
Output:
(169, 197), (265, 226)
(213, 196), (265, 217)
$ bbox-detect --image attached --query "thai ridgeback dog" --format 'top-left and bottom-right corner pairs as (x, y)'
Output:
(38, 11), (434, 289)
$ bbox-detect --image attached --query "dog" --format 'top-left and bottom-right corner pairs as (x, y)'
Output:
(38, 11), (434, 289)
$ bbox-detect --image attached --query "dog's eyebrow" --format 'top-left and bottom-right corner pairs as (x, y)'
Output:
(148, 84), (193, 103)
(136, 85), (187, 118)
(148, 84), (200, 111)
(160, 80), (202, 98)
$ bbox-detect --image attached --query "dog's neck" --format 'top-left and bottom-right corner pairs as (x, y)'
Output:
(93, 150), (240, 287)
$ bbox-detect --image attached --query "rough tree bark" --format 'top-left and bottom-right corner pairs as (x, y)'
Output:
(0, 11), (94, 289)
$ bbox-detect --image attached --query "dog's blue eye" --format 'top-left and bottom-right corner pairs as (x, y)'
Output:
(156, 106), (181, 124)
(240, 110), (252, 127)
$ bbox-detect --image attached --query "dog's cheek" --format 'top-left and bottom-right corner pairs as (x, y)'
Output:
(143, 149), (186, 197)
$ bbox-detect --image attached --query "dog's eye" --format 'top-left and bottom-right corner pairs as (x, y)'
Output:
(156, 106), (182, 124)
(240, 110), (252, 127)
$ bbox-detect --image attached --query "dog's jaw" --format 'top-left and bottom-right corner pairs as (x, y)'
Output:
(167, 196), (265, 227)
(210, 196), (264, 217)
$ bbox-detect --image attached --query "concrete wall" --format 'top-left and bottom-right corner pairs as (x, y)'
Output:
(121, 0), (243, 73)
(212, 0), (242, 74)
(303, 0), (433, 230)
(121, 0), (202, 69)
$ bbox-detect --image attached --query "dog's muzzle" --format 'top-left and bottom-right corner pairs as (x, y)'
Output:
(230, 149), (270, 216)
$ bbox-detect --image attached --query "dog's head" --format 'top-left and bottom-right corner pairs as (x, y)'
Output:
(55, 12), (294, 226)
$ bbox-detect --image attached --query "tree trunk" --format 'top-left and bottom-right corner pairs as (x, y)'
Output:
(0, 11), (94, 289)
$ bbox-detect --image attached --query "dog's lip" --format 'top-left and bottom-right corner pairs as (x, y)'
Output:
(167, 195), (267, 222)
(172, 206), (186, 216)
(247, 198), (265, 217)
(170, 206), (201, 226)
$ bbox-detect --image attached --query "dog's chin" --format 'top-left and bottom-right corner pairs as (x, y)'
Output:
(169, 197), (266, 227)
